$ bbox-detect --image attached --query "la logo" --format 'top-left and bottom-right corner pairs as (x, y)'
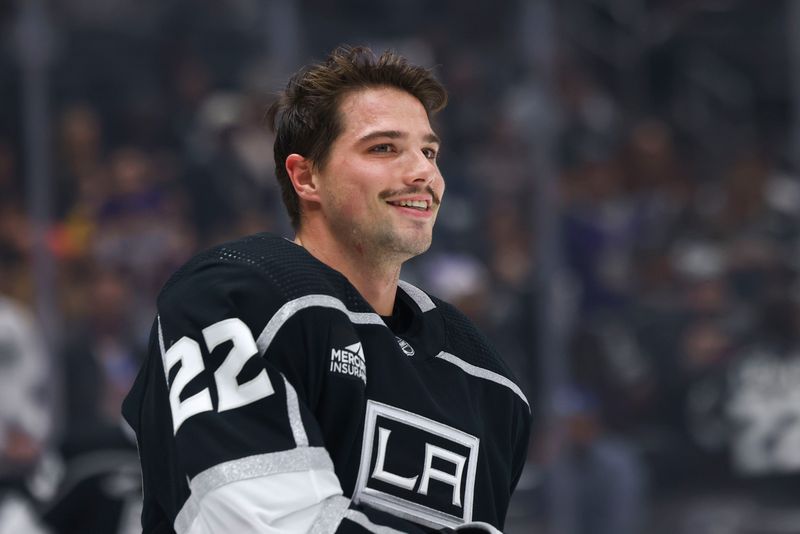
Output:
(372, 426), (467, 506)
(354, 401), (480, 529)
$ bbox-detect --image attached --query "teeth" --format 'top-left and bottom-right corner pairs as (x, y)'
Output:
(395, 200), (428, 210)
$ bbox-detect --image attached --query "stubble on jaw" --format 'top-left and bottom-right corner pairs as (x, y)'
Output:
(334, 207), (433, 267)
(322, 181), (438, 266)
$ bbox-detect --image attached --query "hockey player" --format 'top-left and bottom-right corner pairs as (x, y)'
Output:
(122, 45), (531, 533)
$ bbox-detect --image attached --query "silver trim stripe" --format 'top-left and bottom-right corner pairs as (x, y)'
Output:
(345, 510), (407, 534)
(455, 521), (503, 534)
(309, 495), (350, 534)
(435, 351), (530, 410)
(256, 295), (384, 355)
(254, 285), (435, 356)
(283, 376), (308, 447)
(397, 280), (436, 312)
(174, 447), (333, 534)
(357, 490), (461, 530)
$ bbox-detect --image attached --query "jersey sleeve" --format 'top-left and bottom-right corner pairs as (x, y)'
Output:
(123, 261), (457, 534)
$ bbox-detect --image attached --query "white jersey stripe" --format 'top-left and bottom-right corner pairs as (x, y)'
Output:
(435, 351), (530, 410)
(397, 280), (436, 312)
(256, 295), (383, 356)
(283, 376), (308, 447)
(345, 510), (407, 534)
(174, 447), (333, 534)
(308, 495), (350, 534)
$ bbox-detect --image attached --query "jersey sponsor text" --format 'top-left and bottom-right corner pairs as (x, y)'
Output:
(330, 342), (366, 384)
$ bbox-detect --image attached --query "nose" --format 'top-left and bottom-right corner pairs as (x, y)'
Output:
(403, 150), (439, 188)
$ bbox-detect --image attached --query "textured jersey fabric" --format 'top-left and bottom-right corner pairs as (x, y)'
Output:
(122, 233), (531, 533)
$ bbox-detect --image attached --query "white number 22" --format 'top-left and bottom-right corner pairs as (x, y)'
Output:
(160, 317), (274, 434)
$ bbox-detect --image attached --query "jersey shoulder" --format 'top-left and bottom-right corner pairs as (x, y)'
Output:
(159, 232), (369, 311)
(428, 294), (511, 376)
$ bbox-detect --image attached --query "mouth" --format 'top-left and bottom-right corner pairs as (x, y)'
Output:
(385, 198), (431, 212)
(381, 186), (441, 219)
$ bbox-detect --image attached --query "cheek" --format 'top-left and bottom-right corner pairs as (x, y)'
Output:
(329, 182), (370, 219)
(342, 177), (383, 211)
(339, 199), (364, 219)
(323, 161), (386, 218)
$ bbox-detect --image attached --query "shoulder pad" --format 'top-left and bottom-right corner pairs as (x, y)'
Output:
(430, 294), (517, 381)
(160, 233), (371, 310)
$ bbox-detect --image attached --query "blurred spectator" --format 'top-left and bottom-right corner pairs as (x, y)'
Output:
(0, 279), (57, 534)
(0, 243), (57, 482)
(0, 295), (55, 485)
(55, 104), (104, 221)
(40, 438), (142, 534)
(42, 264), (143, 534)
(726, 294), (800, 476)
(91, 146), (195, 305)
(561, 149), (642, 316)
(181, 91), (276, 245)
(59, 264), (144, 450)
(543, 386), (647, 534)
(569, 322), (653, 434)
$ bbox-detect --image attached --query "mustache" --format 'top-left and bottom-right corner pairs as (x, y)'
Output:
(379, 186), (441, 206)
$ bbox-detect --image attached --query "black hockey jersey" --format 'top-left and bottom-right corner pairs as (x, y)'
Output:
(122, 233), (531, 533)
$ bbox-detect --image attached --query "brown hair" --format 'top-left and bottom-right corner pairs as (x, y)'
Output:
(266, 45), (448, 229)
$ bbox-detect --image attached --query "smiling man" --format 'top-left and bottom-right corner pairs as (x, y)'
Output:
(123, 46), (531, 534)
(287, 85), (444, 315)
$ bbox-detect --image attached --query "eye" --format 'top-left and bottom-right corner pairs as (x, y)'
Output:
(369, 143), (395, 154)
(422, 147), (438, 160)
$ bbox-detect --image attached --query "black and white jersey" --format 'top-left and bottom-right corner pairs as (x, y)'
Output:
(122, 233), (531, 533)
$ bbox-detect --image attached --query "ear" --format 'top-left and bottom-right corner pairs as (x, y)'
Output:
(285, 154), (321, 203)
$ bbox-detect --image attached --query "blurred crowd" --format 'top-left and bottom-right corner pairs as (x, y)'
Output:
(1, 1), (798, 533)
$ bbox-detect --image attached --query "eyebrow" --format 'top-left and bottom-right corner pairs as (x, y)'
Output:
(358, 130), (441, 145)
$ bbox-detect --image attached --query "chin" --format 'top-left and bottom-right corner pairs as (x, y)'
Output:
(396, 234), (433, 257)
(364, 222), (434, 259)
(371, 233), (429, 259)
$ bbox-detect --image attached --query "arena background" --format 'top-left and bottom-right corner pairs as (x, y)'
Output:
(1, 1), (798, 533)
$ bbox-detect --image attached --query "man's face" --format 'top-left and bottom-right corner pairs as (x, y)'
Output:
(313, 86), (444, 263)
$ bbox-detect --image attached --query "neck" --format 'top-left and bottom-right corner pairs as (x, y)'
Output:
(295, 224), (402, 316)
